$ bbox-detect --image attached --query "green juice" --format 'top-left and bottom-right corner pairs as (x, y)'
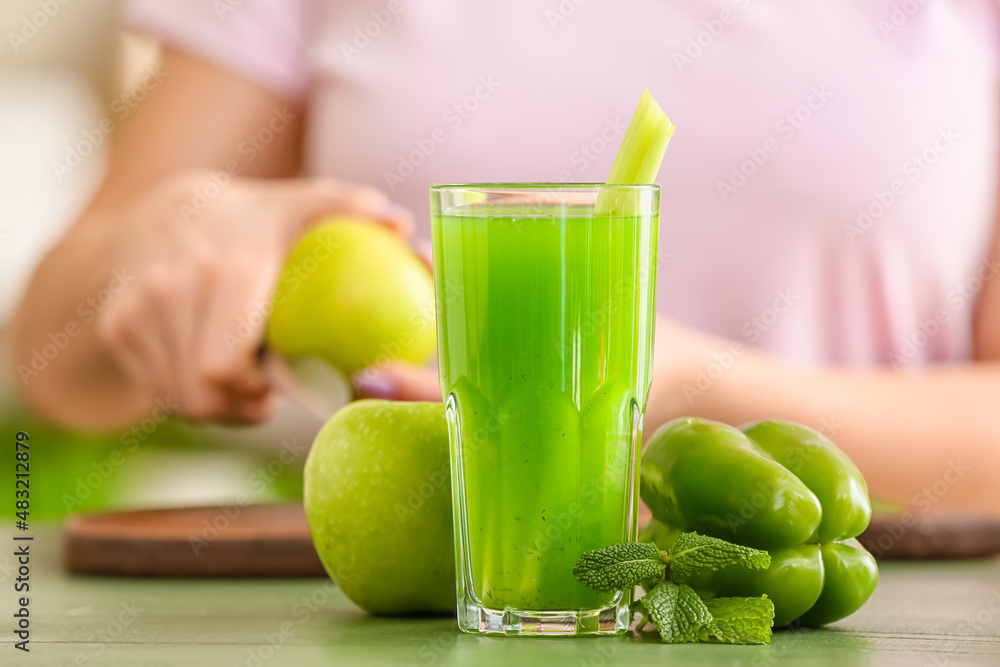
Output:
(431, 198), (658, 614)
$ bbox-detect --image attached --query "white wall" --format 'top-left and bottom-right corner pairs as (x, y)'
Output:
(0, 0), (158, 322)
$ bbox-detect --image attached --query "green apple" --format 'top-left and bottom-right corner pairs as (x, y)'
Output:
(267, 219), (436, 375)
(304, 399), (455, 615)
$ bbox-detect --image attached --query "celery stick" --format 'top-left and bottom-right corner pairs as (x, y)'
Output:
(595, 90), (674, 214)
(606, 89), (675, 185)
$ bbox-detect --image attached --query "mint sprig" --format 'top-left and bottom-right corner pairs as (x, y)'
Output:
(572, 542), (665, 593)
(666, 532), (770, 582)
(700, 596), (775, 645)
(572, 531), (774, 645)
(642, 582), (713, 643)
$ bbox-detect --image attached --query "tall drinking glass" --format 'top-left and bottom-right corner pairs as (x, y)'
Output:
(429, 184), (659, 635)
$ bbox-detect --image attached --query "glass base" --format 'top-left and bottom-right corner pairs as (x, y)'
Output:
(457, 592), (631, 636)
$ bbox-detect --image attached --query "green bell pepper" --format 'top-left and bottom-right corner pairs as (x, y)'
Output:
(741, 420), (871, 544)
(683, 542), (824, 627)
(797, 538), (879, 627)
(639, 417), (878, 626)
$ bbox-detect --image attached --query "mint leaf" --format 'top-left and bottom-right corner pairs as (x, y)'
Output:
(641, 582), (713, 643)
(572, 542), (666, 593)
(700, 596), (775, 645)
(629, 598), (651, 632)
(666, 532), (770, 582)
(572, 536), (775, 644)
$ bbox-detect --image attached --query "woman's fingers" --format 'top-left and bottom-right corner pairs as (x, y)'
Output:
(97, 289), (180, 407)
(277, 178), (415, 238)
(352, 362), (442, 402)
(194, 250), (277, 402)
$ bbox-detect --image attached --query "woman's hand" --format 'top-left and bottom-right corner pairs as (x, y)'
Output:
(92, 172), (412, 423)
(353, 361), (442, 402)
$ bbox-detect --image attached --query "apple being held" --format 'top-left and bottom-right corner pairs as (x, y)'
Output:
(267, 219), (436, 375)
(304, 399), (455, 615)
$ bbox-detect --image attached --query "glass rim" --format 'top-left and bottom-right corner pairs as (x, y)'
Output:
(430, 182), (660, 192)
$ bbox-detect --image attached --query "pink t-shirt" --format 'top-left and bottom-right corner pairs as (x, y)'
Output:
(126, 0), (1000, 369)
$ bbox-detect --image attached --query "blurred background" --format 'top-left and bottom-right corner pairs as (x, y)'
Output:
(0, 0), (308, 519)
(3, 0), (997, 528)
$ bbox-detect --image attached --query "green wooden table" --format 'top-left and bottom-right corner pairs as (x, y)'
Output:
(4, 528), (999, 666)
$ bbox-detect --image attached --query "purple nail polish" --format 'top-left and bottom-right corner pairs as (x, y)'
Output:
(353, 374), (395, 399)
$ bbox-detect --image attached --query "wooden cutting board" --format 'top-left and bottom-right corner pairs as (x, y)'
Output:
(860, 513), (1000, 559)
(64, 503), (326, 577)
(63, 504), (1000, 578)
